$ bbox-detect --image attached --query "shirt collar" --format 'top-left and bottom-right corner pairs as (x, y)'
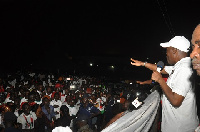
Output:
(174, 57), (191, 69)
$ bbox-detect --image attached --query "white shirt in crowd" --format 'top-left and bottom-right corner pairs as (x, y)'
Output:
(50, 99), (62, 119)
(62, 102), (80, 117)
(17, 111), (37, 129)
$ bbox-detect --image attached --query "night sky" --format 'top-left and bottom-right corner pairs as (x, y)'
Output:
(1, 0), (199, 75)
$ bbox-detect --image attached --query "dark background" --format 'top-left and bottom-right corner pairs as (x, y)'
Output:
(1, 0), (199, 80)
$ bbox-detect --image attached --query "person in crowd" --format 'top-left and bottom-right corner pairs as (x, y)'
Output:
(95, 92), (106, 131)
(63, 94), (71, 106)
(50, 92), (62, 120)
(27, 92), (38, 113)
(14, 97), (22, 118)
(103, 102), (124, 129)
(35, 92), (42, 105)
(76, 114), (93, 132)
(41, 95), (56, 132)
(67, 98), (79, 118)
(20, 90), (29, 105)
(3, 111), (21, 132)
(51, 83), (62, 99)
(190, 24), (200, 75)
(77, 93), (101, 130)
(45, 86), (53, 99)
(18, 87), (25, 100)
(64, 97), (80, 129)
(36, 83), (44, 97)
(60, 87), (69, 103)
(17, 102), (37, 131)
(34, 105), (46, 132)
(54, 105), (71, 128)
(131, 36), (199, 132)
(104, 92), (115, 125)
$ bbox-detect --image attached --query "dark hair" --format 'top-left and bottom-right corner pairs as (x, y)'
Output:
(0, 93), (6, 100)
(4, 111), (17, 122)
(112, 103), (123, 116)
(22, 102), (30, 110)
(60, 105), (69, 116)
(54, 92), (60, 97)
(28, 91), (36, 98)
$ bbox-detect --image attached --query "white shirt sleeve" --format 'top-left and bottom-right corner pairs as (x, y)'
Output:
(171, 67), (192, 97)
(164, 66), (174, 75)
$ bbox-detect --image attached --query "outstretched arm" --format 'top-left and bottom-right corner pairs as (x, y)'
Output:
(136, 80), (152, 85)
(130, 58), (167, 74)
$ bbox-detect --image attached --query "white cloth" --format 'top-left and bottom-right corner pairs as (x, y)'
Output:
(162, 57), (199, 132)
(17, 112), (37, 129)
(35, 100), (42, 105)
(8, 79), (16, 87)
(68, 106), (79, 116)
(20, 97), (28, 105)
(14, 108), (20, 117)
(102, 90), (160, 132)
(37, 90), (42, 96)
(60, 95), (66, 103)
(96, 97), (105, 111)
(50, 99), (62, 119)
(62, 102), (79, 116)
(52, 126), (72, 132)
(4, 97), (14, 103)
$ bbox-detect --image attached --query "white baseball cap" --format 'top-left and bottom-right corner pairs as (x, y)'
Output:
(160, 36), (190, 53)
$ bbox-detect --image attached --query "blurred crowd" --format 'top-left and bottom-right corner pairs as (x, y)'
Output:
(0, 70), (149, 132)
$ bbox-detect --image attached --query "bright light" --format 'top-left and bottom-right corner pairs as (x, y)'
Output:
(90, 63), (93, 66)
(111, 66), (114, 69)
(130, 82), (132, 84)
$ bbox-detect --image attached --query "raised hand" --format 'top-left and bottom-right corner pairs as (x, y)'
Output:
(130, 58), (144, 66)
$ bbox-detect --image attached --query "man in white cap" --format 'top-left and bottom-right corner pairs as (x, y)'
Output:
(131, 36), (199, 132)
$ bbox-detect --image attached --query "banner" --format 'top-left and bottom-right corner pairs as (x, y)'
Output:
(102, 90), (160, 132)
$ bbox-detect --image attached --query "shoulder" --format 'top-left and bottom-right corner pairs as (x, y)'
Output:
(50, 105), (54, 109)
(17, 114), (25, 122)
(30, 111), (37, 117)
(18, 113), (24, 118)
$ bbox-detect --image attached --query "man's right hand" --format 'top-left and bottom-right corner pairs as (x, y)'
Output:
(130, 58), (144, 66)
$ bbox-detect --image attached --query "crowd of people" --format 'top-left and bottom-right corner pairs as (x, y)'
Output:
(0, 69), (148, 132)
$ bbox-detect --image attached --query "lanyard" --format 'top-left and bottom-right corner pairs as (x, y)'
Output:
(23, 114), (33, 129)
